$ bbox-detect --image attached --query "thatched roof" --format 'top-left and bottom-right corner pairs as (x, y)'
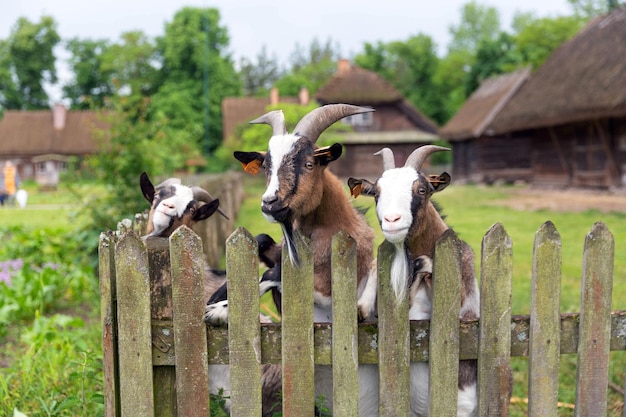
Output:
(439, 67), (530, 141)
(0, 107), (106, 157)
(489, 7), (626, 134)
(315, 61), (438, 133)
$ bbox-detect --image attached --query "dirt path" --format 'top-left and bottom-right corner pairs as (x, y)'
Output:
(491, 187), (626, 213)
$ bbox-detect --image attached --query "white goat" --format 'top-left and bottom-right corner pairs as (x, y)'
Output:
(348, 146), (480, 417)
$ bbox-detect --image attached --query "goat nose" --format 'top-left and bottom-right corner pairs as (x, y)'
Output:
(263, 195), (278, 205)
(162, 201), (175, 209)
(384, 214), (401, 223)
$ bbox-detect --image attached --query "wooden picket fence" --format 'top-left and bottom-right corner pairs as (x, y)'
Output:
(99, 220), (626, 417)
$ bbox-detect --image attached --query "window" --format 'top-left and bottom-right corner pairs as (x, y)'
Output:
(341, 110), (373, 127)
(38, 162), (47, 173)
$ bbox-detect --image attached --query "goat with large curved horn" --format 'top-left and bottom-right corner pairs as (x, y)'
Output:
(249, 110), (287, 136)
(294, 104), (374, 143)
(404, 145), (450, 171)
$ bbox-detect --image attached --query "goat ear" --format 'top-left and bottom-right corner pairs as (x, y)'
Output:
(313, 143), (342, 166)
(194, 199), (220, 222)
(234, 151), (265, 175)
(347, 178), (376, 198)
(140, 172), (155, 203)
(428, 172), (451, 192)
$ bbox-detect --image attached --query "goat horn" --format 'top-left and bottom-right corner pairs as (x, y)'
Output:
(192, 186), (229, 220)
(156, 177), (181, 189)
(404, 145), (450, 171)
(249, 110), (287, 136)
(293, 104), (374, 143)
(374, 148), (396, 171)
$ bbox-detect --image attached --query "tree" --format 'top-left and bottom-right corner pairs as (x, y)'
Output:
(448, 1), (501, 53)
(355, 34), (446, 124)
(0, 16), (60, 110)
(511, 13), (586, 70)
(239, 46), (283, 96)
(151, 7), (241, 155)
(567, 0), (618, 17)
(274, 38), (340, 96)
(63, 38), (115, 109)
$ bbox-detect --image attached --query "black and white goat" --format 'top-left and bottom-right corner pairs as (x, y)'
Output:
(233, 104), (379, 415)
(348, 146), (480, 417)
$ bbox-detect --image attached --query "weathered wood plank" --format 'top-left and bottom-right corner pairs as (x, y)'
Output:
(153, 311), (626, 366)
(144, 237), (177, 417)
(226, 227), (263, 417)
(575, 222), (614, 417)
(170, 226), (211, 416)
(281, 232), (315, 416)
(429, 229), (462, 417)
(99, 231), (120, 417)
(330, 231), (359, 417)
(115, 232), (155, 417)
(528, 221), (561, 417)
(478, 223), (512, 417)
(377, 240), (411, 416)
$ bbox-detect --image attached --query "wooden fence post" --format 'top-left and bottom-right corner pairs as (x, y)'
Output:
(115, 232), (155, 417)
(99, 231), (120, 417)
(281, 231), (315, 416)
(170, 226), (211, 416)
(331, 231), (359, 416)
(478, 223), (512, 417)
(377, 240), (411, 416)
(226, 227), (263, 417)
(429, 229), (463, 417)
(528, 221), (561, 417)
(575, 222), (614, 417)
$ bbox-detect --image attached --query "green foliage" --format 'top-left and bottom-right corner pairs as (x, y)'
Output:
(274, 38), (340, 96)
(239, 46), (283, 96)
(0, 16), (60, 110)
(447, 0), (501, 53)
(153, 7), (242, 154)
(63, 38), (115, 109)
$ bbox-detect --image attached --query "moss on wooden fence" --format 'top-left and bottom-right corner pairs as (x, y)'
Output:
(99, 219), (625, 417)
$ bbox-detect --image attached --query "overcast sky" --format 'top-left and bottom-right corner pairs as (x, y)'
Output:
(2, 0), (573, 102)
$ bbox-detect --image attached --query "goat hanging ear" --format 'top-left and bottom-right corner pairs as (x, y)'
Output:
(347, 178), (377, 198)
(428, 172), (451, 192)
(140, 172), (156, 203)
(233, 151), (266, 175)
(313, 143), (343, 166)
(193, 199), (221, 222)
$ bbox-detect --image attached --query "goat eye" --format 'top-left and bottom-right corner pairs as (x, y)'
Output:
(305, 161), (314, 170)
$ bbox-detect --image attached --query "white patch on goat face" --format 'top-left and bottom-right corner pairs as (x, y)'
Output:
(151, 184), (193, 235)
(376, 167), (418, 244)
(261, 134), (299, 222)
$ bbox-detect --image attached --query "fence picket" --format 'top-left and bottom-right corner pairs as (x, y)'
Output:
(115, 232), (155, 417)
(528, 221), (562, 417)
(575, 222), (614, 417)
(170, 226), (211, 416)
(226, 227), (263, 417)
(478, 223), (513, 417)
(377, 240), (411, 416)
(281, 232), (315, 416)
(331, 231), (359, 416)
(429, 229), (463, 417)
(99, 231), (120, 417)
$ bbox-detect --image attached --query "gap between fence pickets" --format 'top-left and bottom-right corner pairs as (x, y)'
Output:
(101, 221), (626, 417)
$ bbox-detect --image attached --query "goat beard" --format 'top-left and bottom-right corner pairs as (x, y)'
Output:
(279, 219), (301, 267)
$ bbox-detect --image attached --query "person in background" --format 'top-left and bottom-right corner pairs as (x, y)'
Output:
(0, 161), (21, 207)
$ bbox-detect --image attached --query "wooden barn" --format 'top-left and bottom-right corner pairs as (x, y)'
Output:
(441, 7), (626, 189)
(315, 59), (439, 179)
